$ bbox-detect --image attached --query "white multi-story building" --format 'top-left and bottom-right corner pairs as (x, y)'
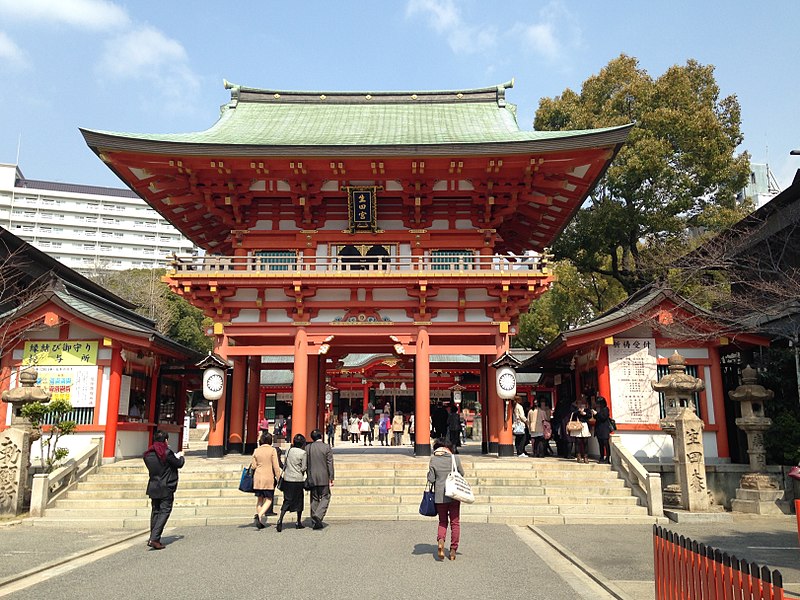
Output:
(0, 163), (196, 271)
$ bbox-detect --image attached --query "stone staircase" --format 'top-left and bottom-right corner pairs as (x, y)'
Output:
(31, 457), (663, 528)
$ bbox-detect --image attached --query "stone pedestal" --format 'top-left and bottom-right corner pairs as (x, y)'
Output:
(0, 426), (32, 517)
(730, 472), (790, 515)
(675, 407), (709, 512)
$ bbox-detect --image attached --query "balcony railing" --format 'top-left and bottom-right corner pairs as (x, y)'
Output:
(169, 253), (551, 274)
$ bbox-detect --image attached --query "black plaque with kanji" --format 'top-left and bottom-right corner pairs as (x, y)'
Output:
(345, 186), (379, 233)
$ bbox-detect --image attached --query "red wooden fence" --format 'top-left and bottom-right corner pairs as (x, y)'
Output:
(653, 525), (785, 600)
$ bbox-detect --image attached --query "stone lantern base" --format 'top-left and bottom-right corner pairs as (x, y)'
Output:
(731, 473), (790, 515)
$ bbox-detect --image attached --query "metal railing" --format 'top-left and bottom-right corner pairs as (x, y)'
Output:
(29, 436), (103, 517)
(653, 525), (785, 599)
(611, 436), (664, 517)
(169, 253), (550, 274)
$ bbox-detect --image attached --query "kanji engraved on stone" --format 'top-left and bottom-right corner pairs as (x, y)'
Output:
(0, 438), (22, 508)
(685, 430), (701, 445)
(686, 451), (703, 464)
(690, 468), (706, 492)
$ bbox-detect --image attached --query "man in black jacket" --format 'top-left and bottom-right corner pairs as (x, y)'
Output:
(143, 430), (184, 549)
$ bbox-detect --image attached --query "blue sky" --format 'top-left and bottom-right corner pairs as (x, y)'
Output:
(0, 0), (798, 189)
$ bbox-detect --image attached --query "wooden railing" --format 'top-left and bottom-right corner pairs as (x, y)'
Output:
(653, 525), (785, 599)
(169, 253), (550, 274)
(611, 436), (664, 517)
(29, 436), (103, 517)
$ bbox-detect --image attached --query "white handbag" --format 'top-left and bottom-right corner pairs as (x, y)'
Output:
(444, 453), (474, 504)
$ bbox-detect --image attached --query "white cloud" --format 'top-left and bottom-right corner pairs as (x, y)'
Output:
(0, 0), (129, 30)
(97, 26), (200, 98)
(0, 31), (28, 68)
(512, 1), (581, 61)
(406, 0), (496, 55)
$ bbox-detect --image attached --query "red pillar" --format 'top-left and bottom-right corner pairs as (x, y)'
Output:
(414, 328), (431, 456)
(245, 357), (260, 453)
(306, 355), (319, 437)
(483, 356), (497, 454)
(707, 345), (730, 459)
(102, 348), (124, 460)
(597, 345), (612, 412)
(227, 356), (246, 453)
(495, 334), (514, 457)
(207, 338), (229, 458)
(0, 352), (12, 429)
(361, 381), (369, 416)
(291, 329), (308, 439)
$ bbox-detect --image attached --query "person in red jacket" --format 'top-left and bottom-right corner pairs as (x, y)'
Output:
(143, 430), (184, 549)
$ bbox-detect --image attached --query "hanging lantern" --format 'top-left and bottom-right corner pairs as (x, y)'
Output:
(325, 390), (333, 405)
(196, 353), (230, 401)
(491, 352), (522, 400)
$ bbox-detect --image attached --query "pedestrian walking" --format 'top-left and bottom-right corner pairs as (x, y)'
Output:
(143, 430), (184, 550)
(427, 437), (463, 561)
(249, 432), (281, 529)
(527, 400), (549, 458)
(306, 428), (335, 530)
(512, 398), (527, 457)
(409, 412), (416, 446)
(569, 400), (593, 463)
(391, 411), (405, 446)
(359, 414), (372, 445)
(593, 397), (612, 463)
(447, 405), (462, 453)
(326, 414), (337, 447)
(276, 433), (308, 532)
(378, 412), (390, 446)
(349, 414), (360, 443)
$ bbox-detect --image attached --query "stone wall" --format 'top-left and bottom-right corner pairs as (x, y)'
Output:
(645, 463), (796, 510)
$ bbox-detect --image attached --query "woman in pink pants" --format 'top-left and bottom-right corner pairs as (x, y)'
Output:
(427, 437), (464, 560)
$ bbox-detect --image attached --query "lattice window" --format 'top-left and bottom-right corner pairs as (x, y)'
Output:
(254, 250), (296, 271)
(430, 249), (474, 270)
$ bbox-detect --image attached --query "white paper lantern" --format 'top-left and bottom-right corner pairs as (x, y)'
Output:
(203, 367), (225, 401)
(495, 366), (517, 400)
(325, 390), (333, 404)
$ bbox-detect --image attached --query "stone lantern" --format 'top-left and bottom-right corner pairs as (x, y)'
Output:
(0, 369), (52, 516)
(651, 351), (708, 511)
(729, 366), (787, 514)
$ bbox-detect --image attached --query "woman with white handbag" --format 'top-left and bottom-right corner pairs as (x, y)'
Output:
(426, 437), (469, 561)
(512, 397), (528, 457)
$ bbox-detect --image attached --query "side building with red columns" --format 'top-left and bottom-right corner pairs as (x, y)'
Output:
(0, 227), (200, 461)
(519, 287), (769, 463)
(81, 80), (631, 457)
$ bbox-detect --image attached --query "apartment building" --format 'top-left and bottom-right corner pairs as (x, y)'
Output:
(0, 163), (196, 271)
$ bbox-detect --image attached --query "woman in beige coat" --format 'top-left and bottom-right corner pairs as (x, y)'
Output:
(249, 432), (282, 529)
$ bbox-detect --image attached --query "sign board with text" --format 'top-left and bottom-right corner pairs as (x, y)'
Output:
(608, 337), (660, 424)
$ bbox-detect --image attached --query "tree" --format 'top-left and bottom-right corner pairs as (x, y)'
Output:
(516, 261), (627, 349)
(21, 398), (77, 472)
(88, 268), (212, 353)
(534, 54), (751, 296)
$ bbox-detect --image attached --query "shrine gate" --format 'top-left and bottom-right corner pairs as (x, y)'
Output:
(82, 80), (630, 457)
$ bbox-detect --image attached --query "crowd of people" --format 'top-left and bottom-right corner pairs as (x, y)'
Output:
(511, 395), (613, 463)
(142, 395), (612, 557)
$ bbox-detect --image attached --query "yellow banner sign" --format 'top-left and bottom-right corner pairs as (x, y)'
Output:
(22, 340), (98, 366)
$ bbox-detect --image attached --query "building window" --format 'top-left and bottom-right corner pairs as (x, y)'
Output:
(656, 364), (702, 418)
(430, 249), (474, 270)
(254, 250), (297, 271)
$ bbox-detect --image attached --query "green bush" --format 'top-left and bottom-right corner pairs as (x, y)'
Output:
(21, 398), (77, 472)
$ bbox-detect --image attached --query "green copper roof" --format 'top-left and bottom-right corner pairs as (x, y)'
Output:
(81, 80), (632, 154)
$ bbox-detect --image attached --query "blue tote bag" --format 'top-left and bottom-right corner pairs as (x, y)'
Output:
(419, 483), (436, 517)
(239, 467), (254, 493)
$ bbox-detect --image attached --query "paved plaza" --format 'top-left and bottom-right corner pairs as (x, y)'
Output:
(1, 514), (798, 599)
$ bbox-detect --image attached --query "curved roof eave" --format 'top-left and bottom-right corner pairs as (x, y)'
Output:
(80, 124), (633, 159)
